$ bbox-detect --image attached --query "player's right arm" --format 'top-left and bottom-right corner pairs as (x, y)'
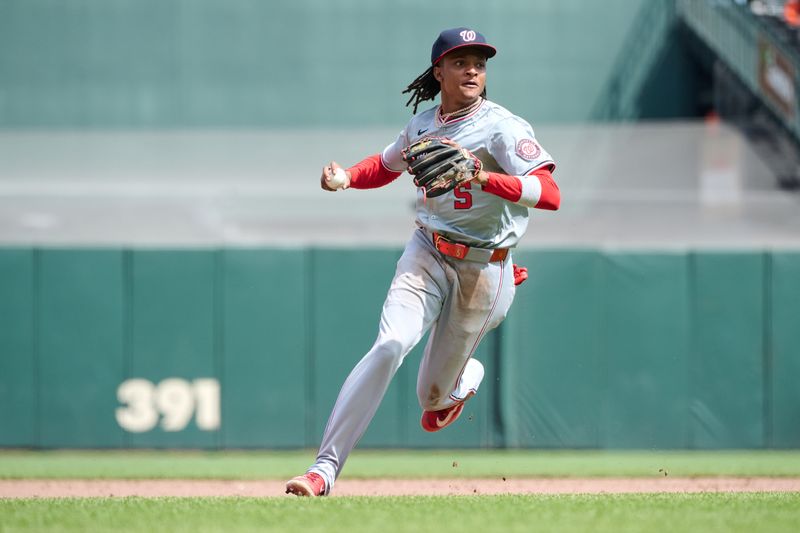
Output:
(320, 126), (409, 192)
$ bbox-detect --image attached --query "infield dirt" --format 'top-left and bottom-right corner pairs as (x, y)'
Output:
(2, 477), (800, 498)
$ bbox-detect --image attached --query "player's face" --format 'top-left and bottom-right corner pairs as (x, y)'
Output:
(434, 50), (487, 111)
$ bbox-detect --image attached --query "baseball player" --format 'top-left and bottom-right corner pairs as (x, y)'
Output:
(286, 27), (560, 497)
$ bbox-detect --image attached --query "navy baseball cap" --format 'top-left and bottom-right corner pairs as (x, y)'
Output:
(431, 27), (497, 65)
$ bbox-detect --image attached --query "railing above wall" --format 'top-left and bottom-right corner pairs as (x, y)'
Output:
(677, 0), (800, 140)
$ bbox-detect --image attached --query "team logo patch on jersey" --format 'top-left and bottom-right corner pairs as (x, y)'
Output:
(515, 139), (541, 161)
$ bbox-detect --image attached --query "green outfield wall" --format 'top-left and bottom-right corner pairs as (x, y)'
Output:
(1, 247), (798, 450)
(0, 0), (695, 127)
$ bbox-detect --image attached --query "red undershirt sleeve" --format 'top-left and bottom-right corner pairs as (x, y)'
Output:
(534, 168), (561, 210)
(482, 167), (560, 210)
(483, 172), (523, 202)
(346, 154), (402, 189)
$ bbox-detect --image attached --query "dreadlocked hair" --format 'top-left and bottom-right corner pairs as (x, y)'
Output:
(402, 67), (439, 114)
(402, 65), (489, 115)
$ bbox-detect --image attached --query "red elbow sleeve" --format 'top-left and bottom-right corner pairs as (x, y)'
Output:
(347, 154), (402, 189)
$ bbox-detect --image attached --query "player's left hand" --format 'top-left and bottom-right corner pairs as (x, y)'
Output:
(440, 139), (488, 186)
(469, 169), (489, 185)
(402, 137), (483, 198)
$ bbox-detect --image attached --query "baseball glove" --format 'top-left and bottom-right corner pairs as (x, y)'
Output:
(401, 137), (482, 198)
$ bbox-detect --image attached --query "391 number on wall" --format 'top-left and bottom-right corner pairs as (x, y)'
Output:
(116, 378), (221, 432)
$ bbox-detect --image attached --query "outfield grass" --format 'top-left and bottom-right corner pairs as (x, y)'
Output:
(1, 449), (800, 479)
(1, 493), (799, 533)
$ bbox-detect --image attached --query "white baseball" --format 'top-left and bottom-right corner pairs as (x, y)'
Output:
(328, 167), (348, 189)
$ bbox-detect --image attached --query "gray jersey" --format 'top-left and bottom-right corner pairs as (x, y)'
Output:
(382, 99), (555, 248)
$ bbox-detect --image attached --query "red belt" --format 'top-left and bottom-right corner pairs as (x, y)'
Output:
(432, 232), (508, 263)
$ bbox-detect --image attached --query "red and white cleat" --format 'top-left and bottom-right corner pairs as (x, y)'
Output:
(420, 391), (475, 432)
(285, 472), (326, 497)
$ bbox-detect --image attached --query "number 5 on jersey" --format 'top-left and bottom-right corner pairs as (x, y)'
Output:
(454, 182), (473, 209)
